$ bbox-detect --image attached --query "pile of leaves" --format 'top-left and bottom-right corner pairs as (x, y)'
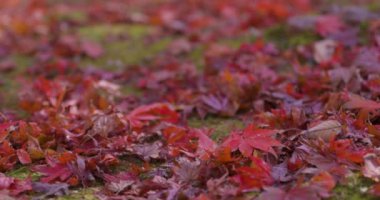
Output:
(1, 0), (380, 199)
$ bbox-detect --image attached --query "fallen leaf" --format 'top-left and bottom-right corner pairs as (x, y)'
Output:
(310, 171), (336, 196)
(16, 149), (31, 165)
(303, 120), (341, 141)
(32, 182), (69, 199)
(315, 15), (344, 37)
(133, 142), (162, 161)
(313, 39), (337, 64)
(223, 125), (281, 157)
(343, 93), (380, 110)
(173, 157), (201, 183)
(362, 153), (380, 182)
(126, 103), (179, 129)
(234, 157), (274, 190)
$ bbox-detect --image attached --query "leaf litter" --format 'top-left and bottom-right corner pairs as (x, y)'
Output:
(0, 0), (380, 199)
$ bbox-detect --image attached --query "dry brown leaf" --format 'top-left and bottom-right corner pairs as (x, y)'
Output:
(313, 39), (337, 64)
(302, 120), (342, 141)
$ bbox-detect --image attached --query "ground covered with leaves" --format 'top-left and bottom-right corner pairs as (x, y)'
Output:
(1, 0), (380, 199)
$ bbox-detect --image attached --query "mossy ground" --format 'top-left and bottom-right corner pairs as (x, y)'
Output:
(330, 174), (377, 200)
(78, 24), (172, 70)
(0, 54), (33, 115)
(264, 24), (319, 49)
(188, 117), (244, 141)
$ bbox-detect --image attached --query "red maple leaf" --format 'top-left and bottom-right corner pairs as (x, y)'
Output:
(193, 128), (217, 160)
(0, 173), (32, 196)
(223, 125), (281, 157)
(310, 171), (336, 197)
(234, 156), (274, 190)
(329, 139), (369, 164)
(126, 103), (179, 130)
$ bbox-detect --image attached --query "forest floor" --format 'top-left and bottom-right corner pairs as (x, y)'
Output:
(0, 1), (380, 200)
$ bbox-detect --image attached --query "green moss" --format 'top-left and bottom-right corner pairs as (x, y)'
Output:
(264, 25), (287, 46)
(120, 85), (142, 96)
(12, 54), (33, 70)
(56, 11), (87, 22)
(187, 34), (255, 71)
(187, 45), (205, 70)
(82, 37), (171, 70)
(1, 79), (19, 110)
(0, 54), (33, 111)
(219, 34), (255, 49)
(6, 167), (41, 181)
(78, 24), (172, 70)
(359, 22), (370, 45)
(288, 31), (319, 47)
(330, 174), (376, 200)
(78, 24), (153, 42)
(188, 117), (244, 141)
(264, 24), (319, 49)
(55, 188), (99, 200)
(367, 2), (380, 11)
